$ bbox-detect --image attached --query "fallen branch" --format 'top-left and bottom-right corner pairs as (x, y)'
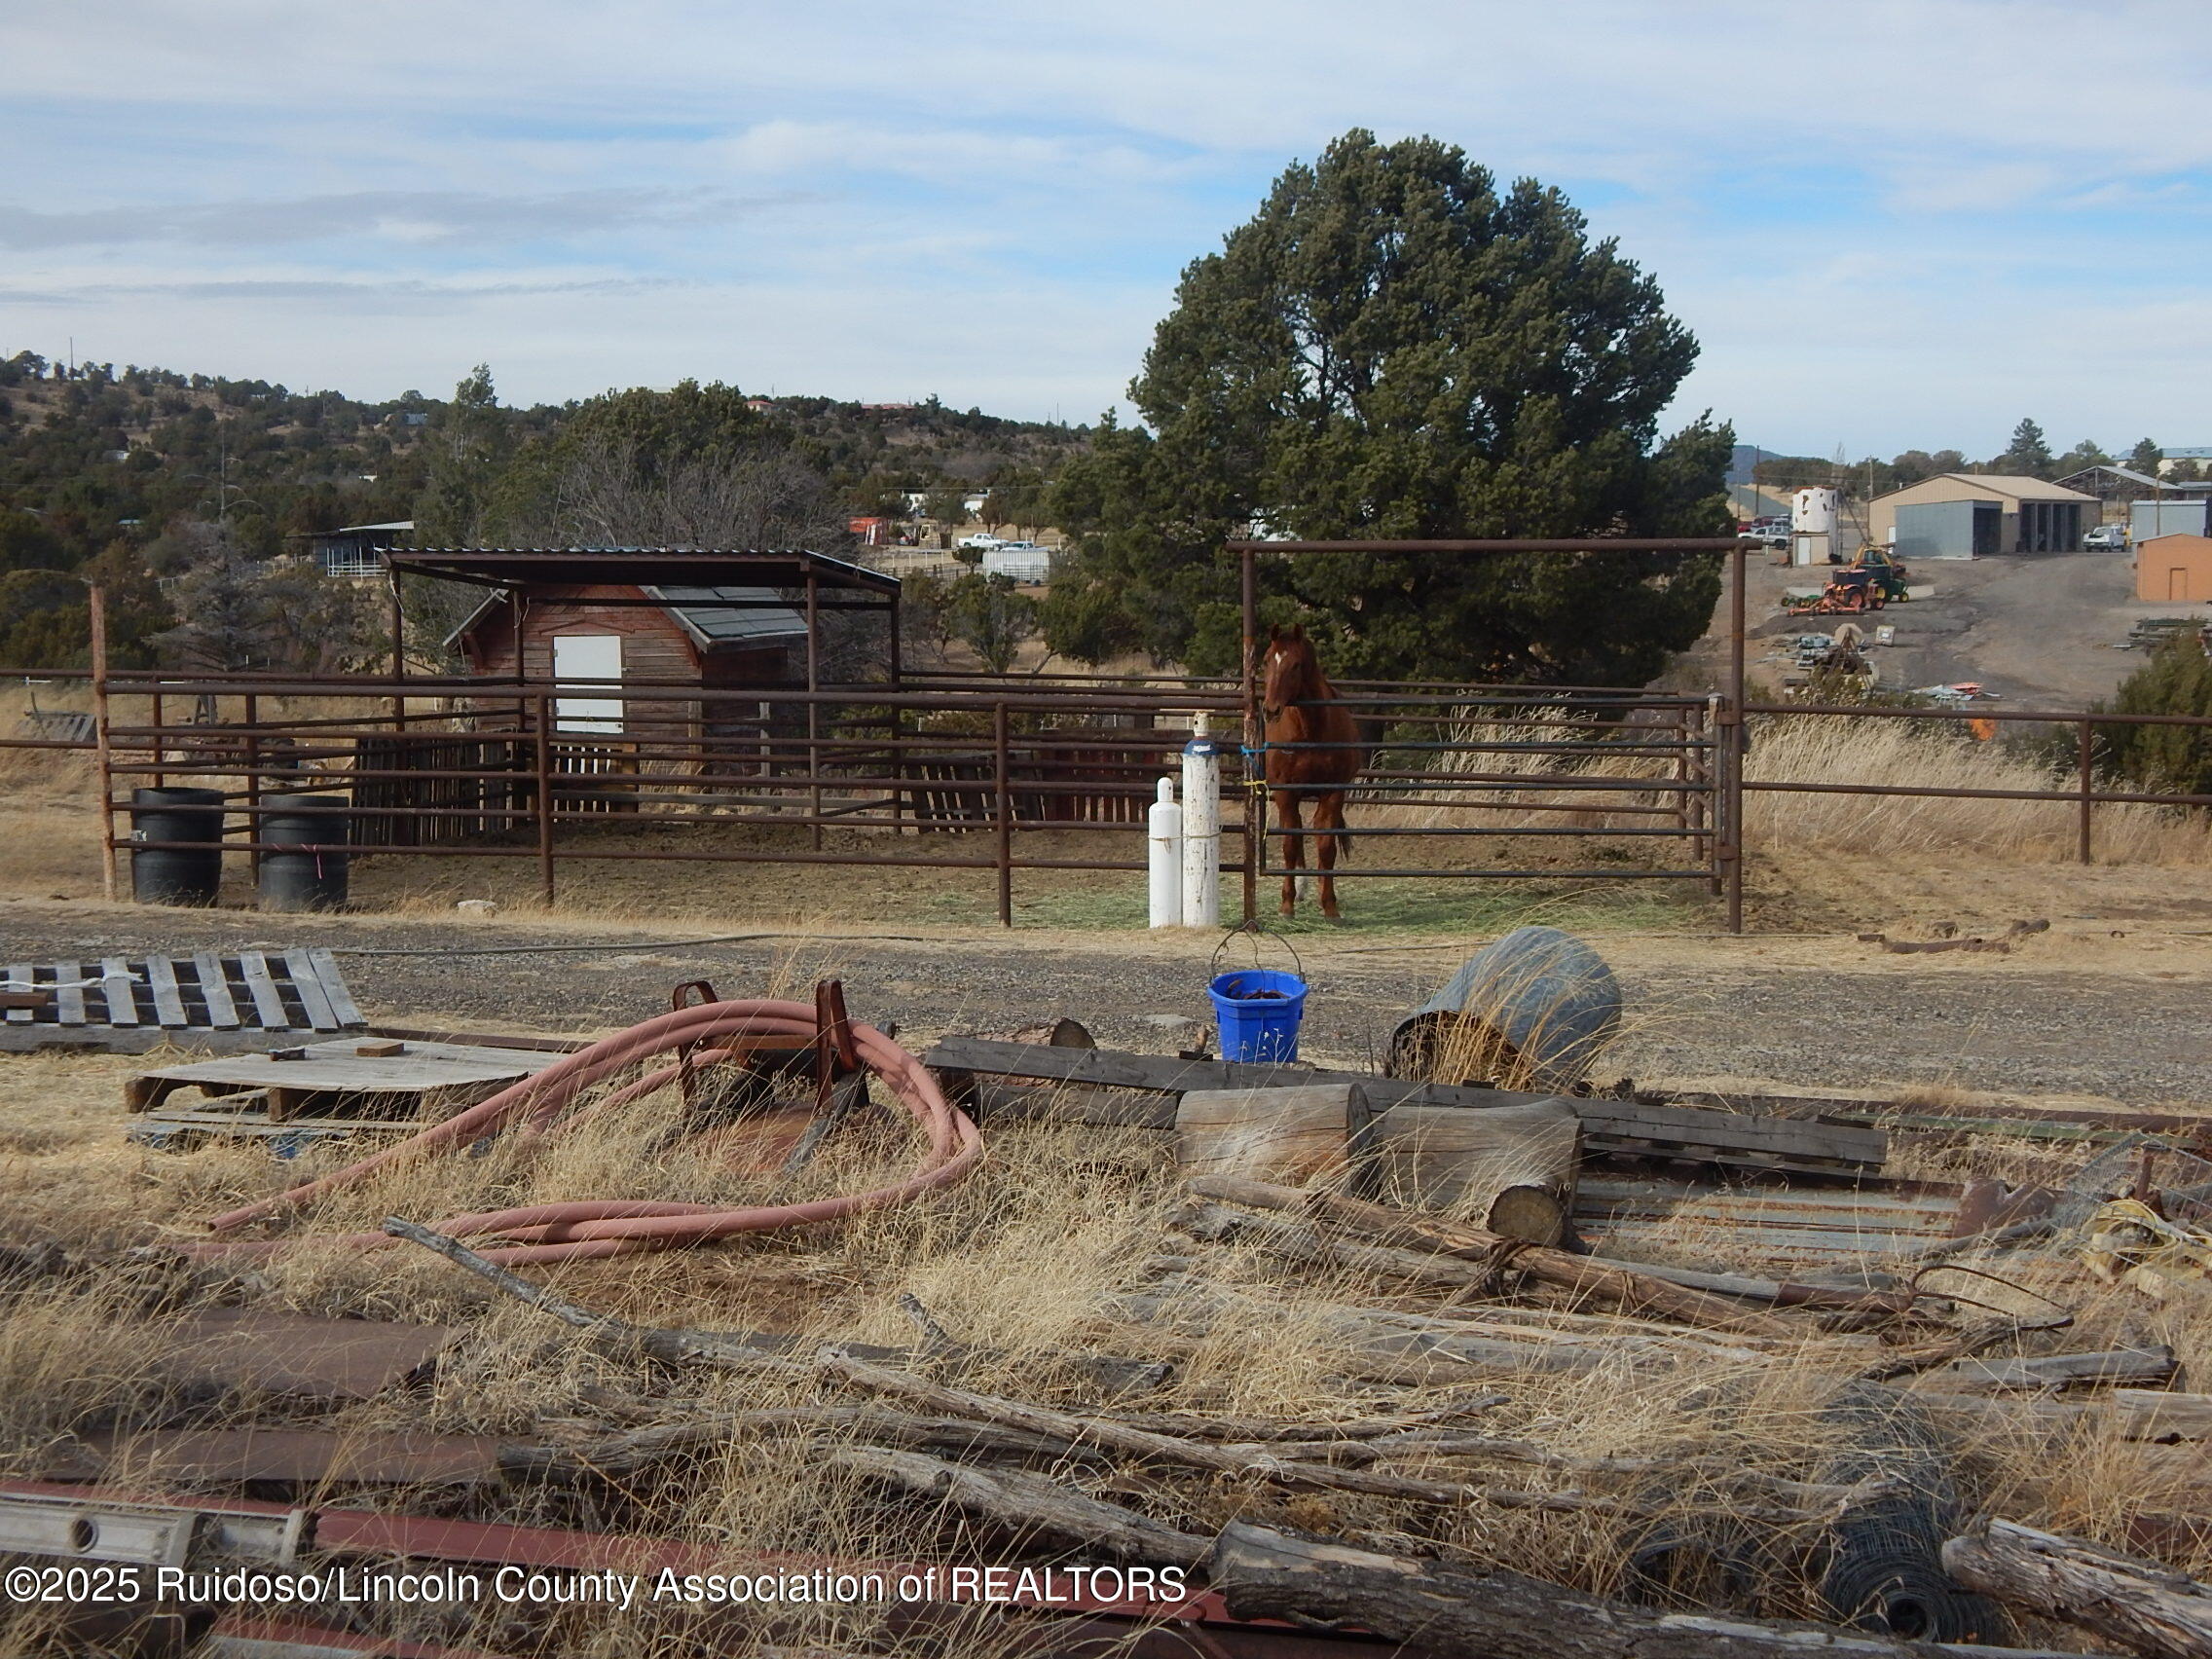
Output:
(822, 1444), (1210, 1566)
(817, 1346), (1645, 1517)
(1190, 1174), (1817, 1335)
(1209, 1520), (2080, 1659)
(1942, 1519), (2212, 1659)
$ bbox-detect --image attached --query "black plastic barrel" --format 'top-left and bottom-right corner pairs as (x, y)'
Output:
(129, 787), (225, 906)
(258, 792), (350, 912)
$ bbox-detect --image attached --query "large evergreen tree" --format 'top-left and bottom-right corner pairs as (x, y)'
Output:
(1043, 129), (1731, 683)
(1997, 418), (2054, 478)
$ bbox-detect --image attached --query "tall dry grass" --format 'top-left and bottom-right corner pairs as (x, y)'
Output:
(1744, 714), (2212, 864)
(1346, 704), (2212, 867)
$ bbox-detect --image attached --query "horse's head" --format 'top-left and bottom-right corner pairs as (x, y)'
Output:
(1262, 623), (1320, 719)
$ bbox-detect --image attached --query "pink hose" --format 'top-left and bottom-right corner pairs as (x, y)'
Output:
(184, 999), (980, 1266)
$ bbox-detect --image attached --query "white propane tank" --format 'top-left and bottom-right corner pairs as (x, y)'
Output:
(1147, 778), (1183, 929)
(1792, 487), (1838, 535)
(1181, 714), (1221, 928)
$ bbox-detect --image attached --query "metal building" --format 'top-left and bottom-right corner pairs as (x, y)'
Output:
(1869, 475), (2094, 555)
(1893, 499), (2002, 560)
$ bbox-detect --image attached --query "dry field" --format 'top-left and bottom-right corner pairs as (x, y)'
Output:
(0, 950), (2208, 1653)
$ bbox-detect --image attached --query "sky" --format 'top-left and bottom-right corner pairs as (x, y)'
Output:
(4, 0), (2211, 458)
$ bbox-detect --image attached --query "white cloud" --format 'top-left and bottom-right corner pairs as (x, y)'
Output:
(3, 0), (2210, 442)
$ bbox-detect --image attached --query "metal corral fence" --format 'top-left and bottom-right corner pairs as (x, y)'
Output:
(4, 668), (1729, 924)
(7, 669), (2210, 929)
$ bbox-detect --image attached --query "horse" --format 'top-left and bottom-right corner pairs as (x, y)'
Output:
(1260, 624), (1369, 920)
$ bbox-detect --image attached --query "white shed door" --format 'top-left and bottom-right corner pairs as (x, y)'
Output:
(552, 634), (624, 732)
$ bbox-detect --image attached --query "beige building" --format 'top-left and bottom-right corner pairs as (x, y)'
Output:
(2135, 533), (2212, 603)
(1869, 474), (2097, 555)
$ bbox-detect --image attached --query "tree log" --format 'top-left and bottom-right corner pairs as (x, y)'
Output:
(1190, 1174), (1808, 1336)
(1209, 1520), (2078, 1659)
(822, 1444), (1210, 1566)
(1942, 1519), (2212, 1659)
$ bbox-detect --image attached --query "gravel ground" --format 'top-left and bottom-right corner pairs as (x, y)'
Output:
(3, 902), (2207, 1107)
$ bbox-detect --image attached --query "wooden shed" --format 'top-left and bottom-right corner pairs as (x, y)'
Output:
(386, 548), (902, 743)
(2134, 534), (2212, 604)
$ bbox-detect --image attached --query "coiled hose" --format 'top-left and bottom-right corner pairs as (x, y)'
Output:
(181, 998), (980, 1267)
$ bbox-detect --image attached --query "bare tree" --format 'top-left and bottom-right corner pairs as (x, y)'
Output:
(529, 439), (847, 550)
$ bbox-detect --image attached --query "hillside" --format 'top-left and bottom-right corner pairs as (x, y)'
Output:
(0, 351), (1091, 666)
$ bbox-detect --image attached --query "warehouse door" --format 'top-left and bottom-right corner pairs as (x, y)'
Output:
(552, 634), (624, 732)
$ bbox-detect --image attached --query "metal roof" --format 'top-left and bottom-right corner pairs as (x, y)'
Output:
(389, 547), (898, 595)
(640, 585), (807, 649)
(1874, 473), (2098, 504)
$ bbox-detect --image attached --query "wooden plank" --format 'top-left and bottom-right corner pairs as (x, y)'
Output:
(98, 958), (139, 1027)
(281, 949), (338, 1031)
(191, 952), (241, 1028)
(143, 955), (188, 1027)
(3, 966), (32, 1024)
(53, 962), (85, 1025)
(924, 1039), (1885, 1173)
(135, 1041), (553, 1095)
(236, 951), (290, 1030)
(307, 947), (365, 1028)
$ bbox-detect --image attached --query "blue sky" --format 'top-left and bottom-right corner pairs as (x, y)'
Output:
(4, 0), (2211, 458)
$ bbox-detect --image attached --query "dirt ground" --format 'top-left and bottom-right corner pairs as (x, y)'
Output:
(1669, 546), (2194, 706)
(5, 850), (2210, 1106)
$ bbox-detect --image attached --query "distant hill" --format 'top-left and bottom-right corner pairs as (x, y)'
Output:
(0, 352), (1089, 569)
(0, 352), (1091, 665)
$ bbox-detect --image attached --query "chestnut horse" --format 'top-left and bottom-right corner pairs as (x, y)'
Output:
(1260, 624), (1368, 920)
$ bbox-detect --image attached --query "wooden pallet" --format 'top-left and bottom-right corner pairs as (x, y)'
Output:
(127, 1040), (561, 1150)
(0, 948), (365, 1053)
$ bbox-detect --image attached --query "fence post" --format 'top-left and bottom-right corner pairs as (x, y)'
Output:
(534, 691), (556, 906)
(1720, 543), (1748, 933)
(2078, 718), (2094, 866)
(1239, 545), (1260, 924)
(993, 700), (1013, 928)
(243, 691), (261, 884)
(90, 585), (118, 903)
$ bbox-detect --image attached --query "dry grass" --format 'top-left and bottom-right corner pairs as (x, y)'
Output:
(2, 988), (2207, 1657)
(1744, 715), (2212, 865)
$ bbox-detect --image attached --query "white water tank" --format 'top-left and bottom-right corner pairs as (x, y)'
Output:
(1792, 487), (1838, 535)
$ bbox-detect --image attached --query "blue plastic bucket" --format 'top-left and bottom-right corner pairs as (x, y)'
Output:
(1208, 969), (1309, 1063)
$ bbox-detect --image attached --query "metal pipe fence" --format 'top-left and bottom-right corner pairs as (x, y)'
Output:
(5, 669), (2207, 928)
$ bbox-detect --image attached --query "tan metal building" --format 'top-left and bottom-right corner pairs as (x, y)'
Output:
(2134, 533), (2212, 603)
(1869, 474), (2097, 554)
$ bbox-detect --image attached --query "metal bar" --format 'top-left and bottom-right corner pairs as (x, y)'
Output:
(243, 691), (260, 883)
(1240, 543), (1260, 923)
(994, 700), (1013, 927)
(807, 571), (823, 852)
(90, 585), (117, 903)
(1224, 537), (1743, 553)
(533, 693), (554, 905)
(150, 689), (165, 789)
(1262, 865), (1715, 881)
(2078, 718), (2094, 866)
(1724, 541), (1747, 933)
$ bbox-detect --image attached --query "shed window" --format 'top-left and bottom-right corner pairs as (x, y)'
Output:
(553, 634), (624, 732)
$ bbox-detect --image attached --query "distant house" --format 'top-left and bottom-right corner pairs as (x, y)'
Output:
(303, 520), (413, 577)
(1870, 476), (2096, 557)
